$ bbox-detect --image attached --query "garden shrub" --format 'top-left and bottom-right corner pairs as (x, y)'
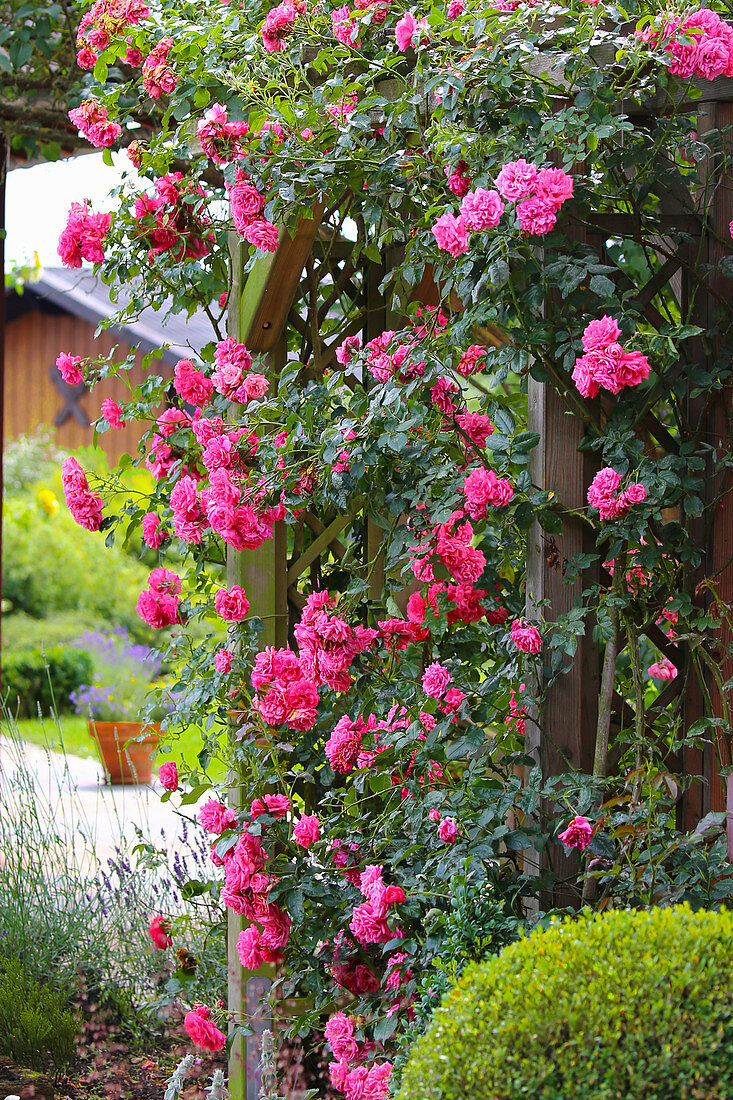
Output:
(1, 611), (108, 653)
(2, 646), (94, 718)
(397, 906), (733, 1100)
(0, 957), (78, 1070)
(2, 495), (150, 630)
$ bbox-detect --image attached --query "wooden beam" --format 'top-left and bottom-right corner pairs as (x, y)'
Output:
(237, 206), (324, 353)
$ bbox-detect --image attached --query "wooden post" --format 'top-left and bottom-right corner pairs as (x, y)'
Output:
(681, 90), (733, 841)
(227, 237), (289, 1100)
(525, 374), (600, 904)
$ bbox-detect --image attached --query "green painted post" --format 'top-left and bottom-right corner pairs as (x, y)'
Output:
(226, 237), (288, 1099)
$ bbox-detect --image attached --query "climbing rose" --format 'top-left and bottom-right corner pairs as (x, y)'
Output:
(395, 10), (416, 50)
(459, 188), (504, 231)
(241, 218), (279, 252)
(68, 98), (121, 147)
(183, 1004), (226, 1052)
(252, 793), (291, 819)
(437, 816), (458, 843)
(142, 512), (167, 549)
(101, 398), (125, 430)
(261, 0), (299, 52)
(237, 924), (264, 970)
(495, 159), (538, 200)
(159, 762), (179, 791)
(56, 351), (83, 385)
(57, 201), (111, 267)
(142, 36), (176, 99)
(516, 195), (557, 235)
(325, 715), (363, 772)
(432, 212), (469, 257)
(149, 914), (172, 949)
(558, 815), (593, 850)
(215, 648), (233, 673)
(510, 618), (542, 654)
(293, 814), (321, 848)
(214, 585), (250, 621)
(422, 662), (451, 699)
(61, 457), (103, 531)
(325, 1013), (359, 1061)
(649, 656), (678, 680)
(198, 798), (237, 834)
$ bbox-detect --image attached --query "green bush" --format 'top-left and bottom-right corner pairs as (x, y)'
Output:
(397, 906), (733, 1100)
(0, 957), (78, 1070)
(2, 647), (94, 718)
(1, 611), (108, 652)
(2, 495), (150, 631)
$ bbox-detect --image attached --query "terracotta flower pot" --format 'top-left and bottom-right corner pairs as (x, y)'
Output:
(89, 720), (160, 785)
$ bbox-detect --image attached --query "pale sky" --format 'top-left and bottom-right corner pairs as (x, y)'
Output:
(5, 152), (138, 269)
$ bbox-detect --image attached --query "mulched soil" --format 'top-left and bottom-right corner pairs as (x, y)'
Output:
(8, 981), (338, 1100)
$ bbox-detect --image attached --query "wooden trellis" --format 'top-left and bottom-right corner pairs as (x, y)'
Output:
(225, 200), (395, 1097)
(528, 85), (733, 902)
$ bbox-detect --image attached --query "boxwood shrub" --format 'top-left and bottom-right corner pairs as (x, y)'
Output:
(397, 905), (733, 1100)
(2, 647), (94, 718)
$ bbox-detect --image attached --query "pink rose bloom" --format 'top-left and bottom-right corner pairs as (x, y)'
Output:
(136, 588), (181, 630)
(587, 467), (621, 509)
(56, 351), (83, 384)
(142, 512), (168, 549)
(174, 359), (214, 406)
(534, 167), (574, 210)
(325, 715), (363, 772)
(293, 814), (320, 848)
(447, 0), (464, 16)
(516, 195), (557, 235)
(510, 618), (542, 654)
(183, 1004), (226, 1052)
(332, 4), (359, 45)
(237, 924), (264, 970)
(242, 373), (269, 401)
(438, 816), (458, 843)
(429, 807), (440, 821)
(432, 212), (469, 257)
(582, 315), (621, 352)
(558, 815), (593, 850)
(215, 585), (250, 621)
(495, 158), (538, 200)
(622, 482), (647, 506)
(457, 344), (487, 376)
(422, 662), (451, 699)
(572, 353), (600, 399)
(149, 913), (172, 949)
(251, 793), (291, 819)
(101, 398), (126, 430)
(159, 762), (179, 791)
(649, 655), (678, 680)
(325, 1012), (359, 1062)
(445, 161), (471, 198)
(694, 35), (729, 80)
(460, 188), (504, 231)
(330, 1061), (350, 1091)
(198, 798), (237, 834)
(336, 335), (361, 366)
(395, 10), (416, 50)
(463, 467), (514, 519)
(215, 648), (233, 673)
(241, 217), (279, 252)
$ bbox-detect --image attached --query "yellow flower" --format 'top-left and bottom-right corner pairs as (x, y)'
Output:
(38, 489), (58, 516)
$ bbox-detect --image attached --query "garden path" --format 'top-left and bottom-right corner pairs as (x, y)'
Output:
(0, 735), (209, 869)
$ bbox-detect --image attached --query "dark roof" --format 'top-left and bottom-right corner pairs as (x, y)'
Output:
(7, 266), (218, 367)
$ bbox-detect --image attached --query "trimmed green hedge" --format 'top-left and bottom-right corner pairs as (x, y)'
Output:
(2, 647), (93, 719)
(397, 905), (733, 1100)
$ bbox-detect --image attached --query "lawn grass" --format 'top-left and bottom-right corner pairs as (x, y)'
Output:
(7, 711), (228, 780)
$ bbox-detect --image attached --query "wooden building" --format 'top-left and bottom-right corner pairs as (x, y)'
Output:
(4, 267), (213, 463)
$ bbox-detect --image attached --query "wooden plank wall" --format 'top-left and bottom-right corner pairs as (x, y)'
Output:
(4, 309), (170, 464)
